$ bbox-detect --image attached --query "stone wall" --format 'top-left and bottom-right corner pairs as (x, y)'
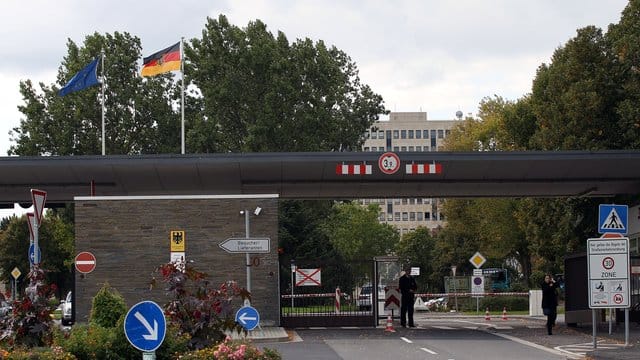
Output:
(74, 196), (280, 325)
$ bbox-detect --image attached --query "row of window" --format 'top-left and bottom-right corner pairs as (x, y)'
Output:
(366, 129), (450, 140)
(377, 212), (445, 222)
(363, 146), (435, 152)
(361, 198), (434, 205)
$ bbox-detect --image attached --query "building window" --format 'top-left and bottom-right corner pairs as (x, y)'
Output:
(410, 212), (416, 221)
(424, 130), (429, 139)
(364, 147), (369, 151)
(394, 212), (401, 221)
(363, 199), (369, 205)
(379, 131), (384, 139)
(387, 214), (393, 221)
(387, 203), (393, 214)
(365, 131), (370, 139)
(402, 198), (408, 205)
(438, 129), (444, 139)
(415, 130), (421, 139)
(394, 146), (399, 152)
(425, 212), (431, 220)
(424, 198), (431, 204)
(416, 198), (423, 204)
(402, 212), (408, 221)
(401, 146), (407, 152)
(424, 146), (429, 152)
(394, 198), (401, 205)
(408, 146), (414, 152)
(393, 130), (399, 139)
(431, 137), (436, 148)
(371, 131), (377, 139)
(417, 212), (424, 221)
(409, 198), (415, 205)
(379, 213), (385, 221)
(379, 147), (384, 151)
(408, 130), (414, 139)
(401, 130), (407, 139)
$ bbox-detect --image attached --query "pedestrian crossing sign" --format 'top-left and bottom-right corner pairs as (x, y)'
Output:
(598, 204), (628, 234)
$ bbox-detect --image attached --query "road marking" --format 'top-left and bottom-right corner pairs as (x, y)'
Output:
(555, 341), (627, 357)
(420, 347), (437, 355)
(432, 325), (455, 330)
(490, 332), (583, 359)
(462, 326), (479, 330)
(400, 337), (413, 344)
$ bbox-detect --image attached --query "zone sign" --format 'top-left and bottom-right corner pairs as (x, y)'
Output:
(587, 237), (630, 308)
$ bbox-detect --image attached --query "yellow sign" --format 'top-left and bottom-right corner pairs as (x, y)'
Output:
(11, 267), (21, 280)
(170, 230), (185, 252)
(469, 252), (486, 269)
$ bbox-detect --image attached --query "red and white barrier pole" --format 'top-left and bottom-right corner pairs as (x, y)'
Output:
(335, 286), (341, 314)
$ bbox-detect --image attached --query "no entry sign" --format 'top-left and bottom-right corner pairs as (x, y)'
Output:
(75, 251), (96, 274)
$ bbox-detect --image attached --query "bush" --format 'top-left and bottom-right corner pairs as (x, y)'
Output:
(3, 346), (76, 359)
(90, 283), (126, 328)
(480, 296), (528, 311)
(179, 336), (281, 360)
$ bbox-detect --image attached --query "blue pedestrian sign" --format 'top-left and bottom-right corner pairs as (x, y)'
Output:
(235, 306), (260, 331)
(29, 243), (40, 265)
(598, 204), (628, 235)
(124, 301), (166, 352)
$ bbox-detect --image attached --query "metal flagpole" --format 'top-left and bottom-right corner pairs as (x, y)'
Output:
(180, 37), (185, 155)
(101, 49), (106, 156)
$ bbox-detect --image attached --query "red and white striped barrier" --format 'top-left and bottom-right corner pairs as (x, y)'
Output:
(335, 164), (372, 175)
(416, 292), (528, 297)
(405, 163), (442, 175)
(335, 287), (341, 314)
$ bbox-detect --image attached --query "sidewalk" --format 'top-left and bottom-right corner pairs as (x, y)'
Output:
(227, 327), (290, 343)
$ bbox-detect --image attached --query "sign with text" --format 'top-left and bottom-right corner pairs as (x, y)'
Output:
(587, 237), (630, 308)
(295, 268), (321, 286)
(219, 237), (270, 253)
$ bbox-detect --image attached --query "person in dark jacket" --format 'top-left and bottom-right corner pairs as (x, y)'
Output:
(541, 274), (558, 335)
(399, 267), (418, 328)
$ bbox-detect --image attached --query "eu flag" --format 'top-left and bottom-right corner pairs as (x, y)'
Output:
(59, 57), (101, 96)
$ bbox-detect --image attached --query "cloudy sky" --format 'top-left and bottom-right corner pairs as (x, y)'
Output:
(0, 0), (630, 160)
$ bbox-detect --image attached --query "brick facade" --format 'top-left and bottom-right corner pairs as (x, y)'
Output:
(74, 196), (280, 326)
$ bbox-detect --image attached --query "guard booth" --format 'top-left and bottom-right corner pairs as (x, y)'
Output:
(565, 253), (640, 326)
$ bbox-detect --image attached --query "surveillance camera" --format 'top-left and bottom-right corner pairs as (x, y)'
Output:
(254, 207), (262, 216)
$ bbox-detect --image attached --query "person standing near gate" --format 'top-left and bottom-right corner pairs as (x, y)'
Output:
(541, 273), (558, 335)
(399, 267), (417, 328)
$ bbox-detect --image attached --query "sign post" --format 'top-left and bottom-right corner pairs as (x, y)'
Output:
(587, 234), (630, 347)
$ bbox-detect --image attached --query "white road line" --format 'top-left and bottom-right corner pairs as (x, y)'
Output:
(400, 336), (413, 344)
(420, 347), (437, 355)
(490, 332), (583, 359)
(432, 326), (455, 330)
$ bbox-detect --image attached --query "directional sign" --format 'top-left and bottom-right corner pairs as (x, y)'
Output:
(75, 251), (96, 274)
(587, 237), (630, 308)
(31, 189), (47, 225)
(219, 237), (270, 253)
(29, 243), (40, 265)
(124, 301), (167, 352)
(598, 204), (628, 234)
(235, 306), (260, 331)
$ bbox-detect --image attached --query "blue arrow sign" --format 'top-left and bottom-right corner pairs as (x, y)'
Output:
(124, 301), (166, 352)
(598, 204), (628, 234)
(28, 243), (40, 265)
(235, 306), (260, 331)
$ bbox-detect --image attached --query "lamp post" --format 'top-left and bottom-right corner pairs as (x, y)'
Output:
(451, 265), (458, 312)
(241, 206), (262, 305)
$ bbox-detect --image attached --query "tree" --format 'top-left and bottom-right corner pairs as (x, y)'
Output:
(185, 15), (387, 153)
(10, 32), (181, 156)
(324, 203), (399, 283)
(395, 227), (437, 292)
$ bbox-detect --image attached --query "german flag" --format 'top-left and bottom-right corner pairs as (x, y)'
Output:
(141, 42), (181, 77)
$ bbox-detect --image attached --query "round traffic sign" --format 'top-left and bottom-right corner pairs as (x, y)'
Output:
(378, 152), (400, 174)
(602, 256), (615, 270)
(124, 301), (167, 352)
(613, 293), (624, 304)
(75, 251), (96, 274)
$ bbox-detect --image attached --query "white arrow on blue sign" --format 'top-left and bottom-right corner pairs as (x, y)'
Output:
(598, 204), (628, 234)
(29, 243), (40, 265)
(124, 301), (166, 352)
(235, 306), (260, 331)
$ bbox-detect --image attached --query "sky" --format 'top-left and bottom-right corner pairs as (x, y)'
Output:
(0, 1), (631, 159)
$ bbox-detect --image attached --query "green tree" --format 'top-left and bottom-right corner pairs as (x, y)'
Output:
(186, 15), (386, 153)
(10, 32), (181, 156)
(395, 227), (437, 292)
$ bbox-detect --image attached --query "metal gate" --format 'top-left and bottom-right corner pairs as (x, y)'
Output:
(280, 258), (376, 327)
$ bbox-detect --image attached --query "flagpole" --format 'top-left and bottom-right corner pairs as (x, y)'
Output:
(101, 50), (106, 156)
(181, 37), (185, 155)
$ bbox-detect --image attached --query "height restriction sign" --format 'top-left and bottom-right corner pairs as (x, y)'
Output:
(587, 237), (630, 308)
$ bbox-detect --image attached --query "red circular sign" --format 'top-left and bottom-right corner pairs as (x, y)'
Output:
(602, 256), (615, 270)
(75, 251), (96, 274)
(378, 152), (401, 174)
(614, 293), (624, 304)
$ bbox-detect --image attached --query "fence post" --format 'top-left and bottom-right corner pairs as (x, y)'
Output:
(335, 286), (341, 314)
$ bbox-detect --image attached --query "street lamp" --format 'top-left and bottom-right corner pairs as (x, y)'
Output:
(240, 206), (262, 305)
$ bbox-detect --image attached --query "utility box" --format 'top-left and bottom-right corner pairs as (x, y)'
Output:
(529, 290), (542, 316)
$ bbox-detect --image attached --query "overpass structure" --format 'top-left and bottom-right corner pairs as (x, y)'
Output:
(1, 150), (639, 205)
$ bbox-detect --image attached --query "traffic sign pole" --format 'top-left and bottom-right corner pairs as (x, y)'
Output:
(244, 210), (251, 303)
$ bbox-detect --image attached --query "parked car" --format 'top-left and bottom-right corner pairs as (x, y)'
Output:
(0, 300), (12, 317)
(61, 291), (73, 326)
(356, 284), (386, 310)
